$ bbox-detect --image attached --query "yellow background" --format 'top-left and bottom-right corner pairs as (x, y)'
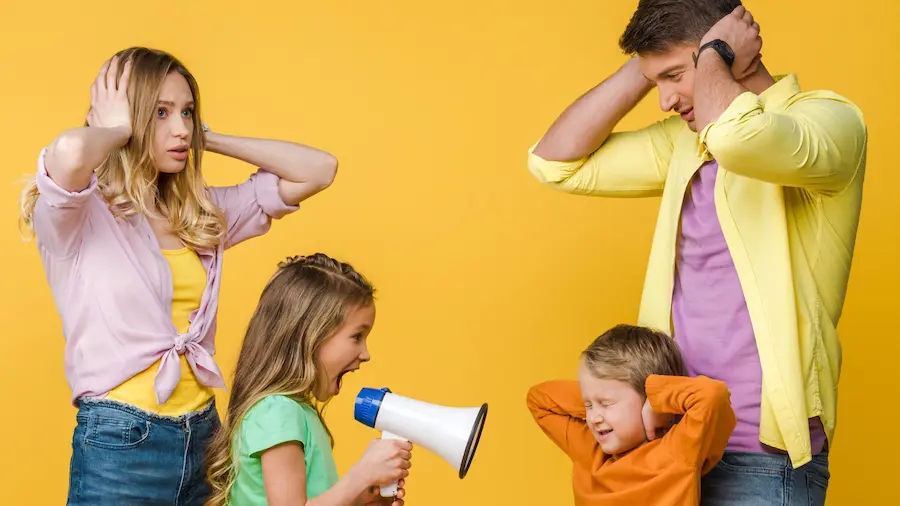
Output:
(1, 1), (897, 504)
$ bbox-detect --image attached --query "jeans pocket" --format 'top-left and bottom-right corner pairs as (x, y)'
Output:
(805, 455), (830, 506)
(806, 473), (828, 506)
(84, 415), (151, 450)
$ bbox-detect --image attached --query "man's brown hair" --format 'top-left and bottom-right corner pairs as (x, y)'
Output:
(582, 324), (687, 395)
(619, 0), (743, 55)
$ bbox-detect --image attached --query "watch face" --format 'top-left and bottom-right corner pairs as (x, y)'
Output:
(692, 40), (736, 68)
(719, 42), (735, 59)
(713, 40), (735, 65)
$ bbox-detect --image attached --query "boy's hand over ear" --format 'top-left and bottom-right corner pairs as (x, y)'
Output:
(641, 398), (673, 441)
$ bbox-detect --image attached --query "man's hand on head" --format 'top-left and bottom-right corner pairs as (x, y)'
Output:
(700, 5), (763, 80)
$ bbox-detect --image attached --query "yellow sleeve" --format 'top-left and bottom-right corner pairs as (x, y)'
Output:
(698, 91), (867, 195)
(526, 115), (685, 197)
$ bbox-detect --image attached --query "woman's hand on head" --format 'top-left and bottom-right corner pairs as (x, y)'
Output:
(86, 55), (133, 137)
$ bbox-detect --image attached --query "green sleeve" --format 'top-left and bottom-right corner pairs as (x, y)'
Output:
(242, 395), (312, 457)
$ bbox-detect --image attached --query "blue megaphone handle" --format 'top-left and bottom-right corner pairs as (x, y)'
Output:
(354, 387), (392, 428)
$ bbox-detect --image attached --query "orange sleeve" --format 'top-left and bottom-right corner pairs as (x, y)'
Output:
(645, 375), (736, 473)
(526, 381), (599, 467)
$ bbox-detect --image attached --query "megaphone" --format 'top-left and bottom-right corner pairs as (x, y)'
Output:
(354, 387), (488, 497)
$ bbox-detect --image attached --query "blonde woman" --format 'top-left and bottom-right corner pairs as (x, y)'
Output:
(20, 47), (338, 505)
(205, 253), (412, 506)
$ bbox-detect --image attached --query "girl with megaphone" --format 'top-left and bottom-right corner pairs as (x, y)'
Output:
(205, 253), (413, 506)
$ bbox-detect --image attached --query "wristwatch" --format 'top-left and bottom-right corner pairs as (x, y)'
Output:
(693, 39), (735, 68)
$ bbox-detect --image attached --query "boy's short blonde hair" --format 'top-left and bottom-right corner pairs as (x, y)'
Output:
(582, 324), (687, 395)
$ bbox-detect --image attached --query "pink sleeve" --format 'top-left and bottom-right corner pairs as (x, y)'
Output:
(208, 169), (300, 250)
(32, 147), (99, 257)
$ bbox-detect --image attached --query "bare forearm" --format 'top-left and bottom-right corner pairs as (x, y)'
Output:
(532, 58), (654, 162)
(306, 468), (367, 506)
(692, 51), (748, 132)
(45, 126), (131, 192)
(204, 132), (338, 186)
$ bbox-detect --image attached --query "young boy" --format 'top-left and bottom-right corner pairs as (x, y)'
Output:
(527, 324), (736, 505)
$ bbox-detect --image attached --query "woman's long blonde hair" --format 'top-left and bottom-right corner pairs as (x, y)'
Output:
(18, 47), (225, 250)
(205, 253), (376, 506)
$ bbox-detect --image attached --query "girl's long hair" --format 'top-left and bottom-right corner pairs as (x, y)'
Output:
(19, 46), (225, 250)
(204, 253), (376, 506)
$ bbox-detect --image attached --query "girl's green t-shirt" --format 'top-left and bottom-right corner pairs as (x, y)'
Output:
(229, 395), (339, 505)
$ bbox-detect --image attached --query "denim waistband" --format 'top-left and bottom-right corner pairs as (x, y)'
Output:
(723, 446), (829, 468)
(76, 396), (217, 425)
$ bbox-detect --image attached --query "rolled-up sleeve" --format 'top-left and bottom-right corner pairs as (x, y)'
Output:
(32, 147), (99, 257)
(698, 89), (867, 195)
(527, 114), (684, 198)
(209, 169), (300, 249)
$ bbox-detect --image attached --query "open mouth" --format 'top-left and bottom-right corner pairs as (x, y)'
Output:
(597, 429), (613, 438)
(679, 108), (694, 121)
(335, 367), (358, 391)
(168, 146), (189, 160)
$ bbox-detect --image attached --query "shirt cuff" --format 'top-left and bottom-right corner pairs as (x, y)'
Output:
(527, 142), (587, 184)
(697, 91), (763, 161)
(252, 169), (299, 219)
(34, 147), (99, 207)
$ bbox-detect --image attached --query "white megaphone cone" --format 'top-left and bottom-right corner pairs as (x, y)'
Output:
(354, 387), (488, 498)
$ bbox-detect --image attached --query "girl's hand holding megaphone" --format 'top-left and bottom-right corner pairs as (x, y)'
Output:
(356, 480), (407, 506)
(350, 438), (414, 506)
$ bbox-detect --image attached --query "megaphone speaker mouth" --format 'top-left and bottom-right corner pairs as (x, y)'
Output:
(459, 402), (488, 479)
(354, 387), (489, 483)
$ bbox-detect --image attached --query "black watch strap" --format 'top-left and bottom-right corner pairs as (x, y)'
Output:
(693, 39), (735, 68)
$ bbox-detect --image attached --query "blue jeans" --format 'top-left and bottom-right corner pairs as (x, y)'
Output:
(701, 449), (830, 506)
(67, 398), (220, 506)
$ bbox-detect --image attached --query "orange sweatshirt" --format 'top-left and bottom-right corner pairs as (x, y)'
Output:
(526, 375), (736, 506)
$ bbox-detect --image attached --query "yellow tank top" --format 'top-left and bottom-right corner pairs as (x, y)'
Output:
(106, 247), (215, 416)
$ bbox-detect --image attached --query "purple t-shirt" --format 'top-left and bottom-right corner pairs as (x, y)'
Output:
(672, 161), (826, 455)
